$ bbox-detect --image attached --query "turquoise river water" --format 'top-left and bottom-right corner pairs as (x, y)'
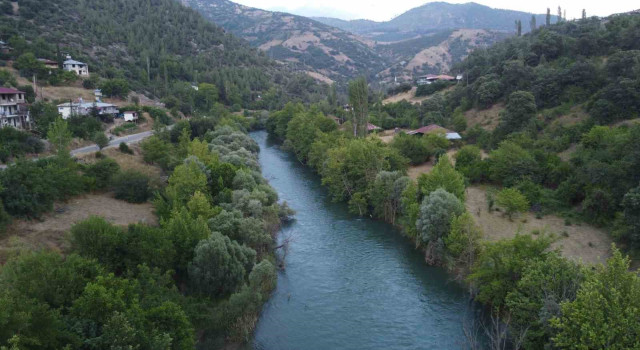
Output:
(248, 131), (472, 350)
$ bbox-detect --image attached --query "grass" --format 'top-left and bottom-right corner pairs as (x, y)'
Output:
(112, 123), (138, 136)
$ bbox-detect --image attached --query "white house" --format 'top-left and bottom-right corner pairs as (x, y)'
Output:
(57, 100), (119, 119)
(123, 111), (139, 122)
(63, 55), (89, 76)
(0, 87), (31, 130)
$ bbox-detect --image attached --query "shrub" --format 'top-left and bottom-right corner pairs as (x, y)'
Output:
(390, 133), (431, 165)
(112, 171), (151, 203)
(416, 188), (465, 245)
(118, 142), (133, 154)
(84, 158), (120, 190)
(92, 131), (109, 150)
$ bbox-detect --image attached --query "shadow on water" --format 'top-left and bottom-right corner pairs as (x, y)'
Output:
(246, 131), (481, 350)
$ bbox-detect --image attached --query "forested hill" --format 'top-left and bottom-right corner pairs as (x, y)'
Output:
(314, 2), (553, 38)
(0, 0), (326, 109)
(182, 0), (387, 83)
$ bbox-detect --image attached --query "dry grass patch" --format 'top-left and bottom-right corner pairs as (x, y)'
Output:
(0, 193), (157, 264)
(465, 104), (504, 131)
(407, 149), (458, 180)
(465, 186), (612, 265)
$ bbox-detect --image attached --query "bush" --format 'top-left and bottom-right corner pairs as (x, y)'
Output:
(112, 170), (151, 203)
(92, 131), (109, 150)
(390, 133), (431, 165)
(84, 158), (120, 190)
(118, 142), (133, 154)
(416, 188), (465, 245)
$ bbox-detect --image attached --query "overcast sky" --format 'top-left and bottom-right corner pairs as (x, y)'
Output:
(233, 0), (637, 21)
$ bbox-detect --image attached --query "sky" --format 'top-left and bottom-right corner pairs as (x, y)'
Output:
(232, 0), (637, 22)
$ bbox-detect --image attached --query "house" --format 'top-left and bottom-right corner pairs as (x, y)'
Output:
(0, 40), (10, 54)
(63, 55), (89, 76)
(407, 124), (462, 140)
(57, 99), (119, 119)
(123, 111), (139, 122)
(0, 87), (31, 130)
(416, 74), (456, 86)
(38, 58), (59, 70)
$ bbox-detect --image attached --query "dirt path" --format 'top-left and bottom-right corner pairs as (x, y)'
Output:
(465, 186), (612, 265)
(0, 194), (157, 263)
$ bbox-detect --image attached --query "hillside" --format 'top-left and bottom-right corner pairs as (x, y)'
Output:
(0, 0), (325, 109)
(182, 0), (388, 83)
(315, 2), (554, 40)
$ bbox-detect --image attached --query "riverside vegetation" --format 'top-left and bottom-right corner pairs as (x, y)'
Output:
(266, 12), (640, 348)
(0, 114), (294, 348)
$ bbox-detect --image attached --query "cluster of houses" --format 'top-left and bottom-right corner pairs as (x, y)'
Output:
(416, 74), (463, 86)
(34, 55), (90, 76)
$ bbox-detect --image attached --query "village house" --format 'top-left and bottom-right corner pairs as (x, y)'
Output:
(367, 123), (382, 132)
(63, 55), (89, 76)
(0, 40), (10, 54)
(123, 111), (139, 122)
(416, 74), (457, 86)
(37, 58), (59, 70)
(406, 124), (462, 140)
(0, 87), (31, 130)
(57, 99), (119, 119)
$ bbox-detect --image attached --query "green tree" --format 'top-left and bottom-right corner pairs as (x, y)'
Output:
(416, 188), (465, 246)
(496, 188), (530, 219)
(445, 212), (483, 270)
(469, 234), (553, 308)
(369, 171), (410, 224)
(455, 145), (485, 182)
(162, 208), (211, 276)
(390, 133), (431, 165)
(112, 170), (151, 203)
(348, 77), (369, 137)
(417, 155), (466, 200)
(47, 118), (72, 154)
(188, 231), (256, 299)
(141, 136), (172, 169)
(29, 102), (60, 137)
(92, 131), (109, 150)
(166, 160), (209, 208)
(84, 158), (120, 190)
(552, 247), (640, 349)
(500, 91), (537, 133)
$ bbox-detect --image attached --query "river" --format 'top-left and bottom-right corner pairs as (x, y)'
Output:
(248, 131), (472, 350)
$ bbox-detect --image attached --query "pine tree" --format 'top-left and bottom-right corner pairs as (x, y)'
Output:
(557, 6), (562, 23)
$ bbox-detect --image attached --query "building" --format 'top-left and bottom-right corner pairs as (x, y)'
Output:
(407, 124), (462, 140)
(38, 58), (59, 70)
(0, 40), (10, 54)
(0, 87), (31, 130)
(123, 111), (139, 122)
(57, 100), (119, 119)
(63, 55), (89, 76)
(416, 74), (457, 86)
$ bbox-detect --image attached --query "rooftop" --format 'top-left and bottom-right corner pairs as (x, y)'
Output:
(0, 87), (25, 95)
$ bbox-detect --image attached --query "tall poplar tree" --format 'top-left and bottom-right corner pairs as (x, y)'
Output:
(546, 8), (551, 26)
(530, 15), (537, 31)
(348, 77), (369, 138)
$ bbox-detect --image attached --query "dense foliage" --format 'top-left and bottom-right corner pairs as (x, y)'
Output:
(0, 0), (326, 109)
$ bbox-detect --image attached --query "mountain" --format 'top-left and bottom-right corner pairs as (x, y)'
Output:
(182, 0), (388, 83)
(0, 0), (325, 109)
(314, 2), (554, 41)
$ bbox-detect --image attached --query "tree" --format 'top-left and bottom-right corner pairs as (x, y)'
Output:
(620, 185), (640, 246)
(100, 78), (130, 99)
(530, 15), (537, 31)
(349, 77), (369, 137)
(557, 6), (562, 23)
(417, 155), (466, 200)
(516, 20), (522, 37)
(469, 234), (553, 308)
(188, 231), (256, 299)
(112, 171), (151, 203)
(445, 212), (483, 272)
(92, 131), (109, 150)
(496, 188), (530, 219)
(487, 141), (539, 187)
(47, 118), (72, 154)
(84, 158), (120, 190)
(390, 132), (431, 165)
(416, 188), (465, 246)
(30, 102), (60, 136)
(500, 91), (537, 133)
(13, 53), (45, 78)
(369, 171), (410, 224)
(546, 8), (551, 26)
(141, 136), (172, 169)
(162, 207), (211, 276)
(552, 247), (640, 349)
(166, 160), (209, 208)
(455, 145), (485, 183)
(582, 9), (587, 20)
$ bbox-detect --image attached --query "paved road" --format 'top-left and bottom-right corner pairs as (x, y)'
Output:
(70, 130), (154, 156)
(1, 128), (163, 169)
